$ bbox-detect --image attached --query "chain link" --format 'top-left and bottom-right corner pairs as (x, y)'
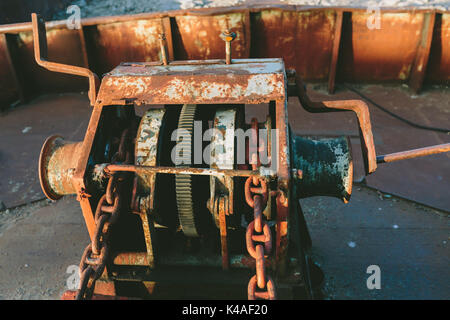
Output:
(76, 129), (131, 300)
(245, 118), (276, 300)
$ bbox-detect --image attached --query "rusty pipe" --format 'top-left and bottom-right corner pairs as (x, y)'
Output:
(31, 13), (99, 106)
(377, 143), (450, 163)
(104, 164), (266, 178)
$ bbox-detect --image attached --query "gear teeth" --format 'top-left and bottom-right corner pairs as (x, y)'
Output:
(175, 104), (198, 237)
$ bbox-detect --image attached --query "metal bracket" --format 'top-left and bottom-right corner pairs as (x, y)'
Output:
(31, 13), (99, 106)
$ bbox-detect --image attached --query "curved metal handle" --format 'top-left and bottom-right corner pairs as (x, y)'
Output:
(291, 72), (377, 175)
(31, 13), (99, 106)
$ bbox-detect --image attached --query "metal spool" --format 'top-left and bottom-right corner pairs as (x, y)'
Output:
(38, 135), (83, 200)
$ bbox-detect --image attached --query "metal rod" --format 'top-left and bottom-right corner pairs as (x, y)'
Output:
(376, 143), (450, 164)
(105, 164), (271, 178)
(113, 252), (276, 269)
(221, 30), (236, 65)
(158, 33), (168, 65)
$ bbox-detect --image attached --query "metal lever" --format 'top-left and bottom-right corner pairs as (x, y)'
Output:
(291, 71), (377, 175)
(377, 143), (450, 164)
(31, 13), (99, 106)
(289, 70), (450, 174)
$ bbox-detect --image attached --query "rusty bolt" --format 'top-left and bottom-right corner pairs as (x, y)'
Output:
(292, 168), (303, 179)
(220, 30), (236, 65)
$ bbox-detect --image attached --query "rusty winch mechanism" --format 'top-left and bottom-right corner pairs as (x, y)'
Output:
(32, 13), (450, 300)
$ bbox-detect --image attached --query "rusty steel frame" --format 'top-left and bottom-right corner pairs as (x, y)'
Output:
(95, 58), (286, 106)
(57, 55), (294, 295)
(105, 164), (265, 178)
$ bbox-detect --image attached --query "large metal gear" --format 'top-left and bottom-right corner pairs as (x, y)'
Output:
(175, 104), (198, 237)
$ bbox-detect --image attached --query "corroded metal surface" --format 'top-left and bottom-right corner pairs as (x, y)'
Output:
(209, 107), (237, 262)
(251, 9), (336, 81)
(86, 18), (169, 74)
(38, 135), (82, 200)
(96, 59), (286, 105)
(105, 164), (268, 178)
(1, 5), (449, 107)
(174, 13), (249, 60)
(133, 108), (165, 214)
(340, 12), (424, 81)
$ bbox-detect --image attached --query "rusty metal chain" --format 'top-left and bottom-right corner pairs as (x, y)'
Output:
(245, 118), (276, 300)
(76, 129), (131, 300)
(245, 178), (276, 300)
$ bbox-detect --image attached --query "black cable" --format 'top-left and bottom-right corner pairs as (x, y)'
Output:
(342, 84), (450, 134)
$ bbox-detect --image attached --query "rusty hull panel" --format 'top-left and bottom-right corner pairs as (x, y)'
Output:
(339, 12), (424, 82)
(85, 19), (167, 75)
(96, 59), (286, 105)
(0, 6), (449, 107)
(251, 9), (336, 81)
(173, 12), (250, 60)
(13, 27), (87, 94)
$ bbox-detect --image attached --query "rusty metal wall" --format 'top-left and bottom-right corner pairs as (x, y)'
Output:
(0, 5), (449, 109)
(251, 9), (336, 81)
(339, 12), (424, 82)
